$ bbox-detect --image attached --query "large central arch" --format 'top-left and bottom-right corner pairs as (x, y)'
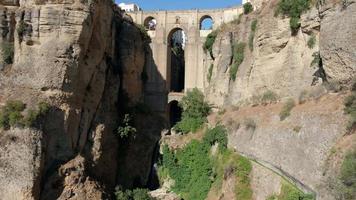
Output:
(167, 28), (186, 93)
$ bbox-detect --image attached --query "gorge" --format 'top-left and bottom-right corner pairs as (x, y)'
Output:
(0, 0), (355, 200)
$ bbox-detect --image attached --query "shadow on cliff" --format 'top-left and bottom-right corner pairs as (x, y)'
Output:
(114, 25), (168, 190)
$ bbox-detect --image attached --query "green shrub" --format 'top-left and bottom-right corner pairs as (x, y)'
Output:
(229, 42), (246, 81)
(162, 140), (212, 200)
(1, 42), (14, 64)
(17, 20), (27, 38)
(0, 100), (25, 129)
(251, 19), (258, 32)
(307, 34), (316, 49)
(115, 188), (156, 200)
(290, 17), (301, 34)
(261, 90), (278, 104)
(267, 182), (315, 200)
(344, 93), (356, 131)
(175, 116), (205, 133)
(135, 24), (151, 44)
(207, 63), (213, 82)
(174, 88), (211, 133)
(243, 2), (254, 14)
(117, 114), (137, 138)
(275, 0), (311, 35)
(339, 149), (356, 200)
(203, 31), (218, 59)
(6, 100), (25, 112)
(244, 118), (256, 131)
(280, 99), (296, 121)
(249, 19), (258, 51)
(203, 125), (228, 151)
(8, 111), (23, 127)
(161, 124), (252, 200)
(310, 52), (320, 67)
(235, 161), (253, 199)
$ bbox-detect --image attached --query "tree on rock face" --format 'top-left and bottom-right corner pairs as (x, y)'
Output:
(243, 2), (254, 14)
(174, 88), (211, 133)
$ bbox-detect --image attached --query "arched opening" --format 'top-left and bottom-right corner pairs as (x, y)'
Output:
(144, 16), (157, 31)
(169, 100), (182, 128)
(200, 16), (213, 30)
(167, 28), (186, 93)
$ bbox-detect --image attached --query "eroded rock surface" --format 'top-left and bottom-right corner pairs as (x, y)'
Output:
(0, 0), (152, 199)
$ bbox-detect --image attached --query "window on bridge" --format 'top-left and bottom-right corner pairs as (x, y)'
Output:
(168, 28), (186, 93)
(169, 100), (182, 127)
(200, 16), (213, 30)
(144, 16), (157, 31)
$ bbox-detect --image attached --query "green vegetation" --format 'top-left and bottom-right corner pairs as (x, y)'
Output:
(160, 125), (252, 200)
(243, 2), (254, 14)
(115, 188), (156, 200)
(174, 88), (211, 133)
(1, 42), (14, 64)
(229, 42), (246, 81)
(203, 125), (228, 151)
(275, 0), (311, 34)
(135, 24), (151, 44)
(0, 100), (50, 129)
(339, 149), (356, 200)
(279, 99), (296, 121)
(310, 52), (321, 67)
(344, 88), (356, 131)
(261, 90), (278, 104)
(117, 114), (137, 138)
(203, 31), (218, 59)
(307, 34), (316, 49)
(293, 126), (302, 133)
(17, 20), (27, 39)
(161, 140), (212, 200)
(249, 19), (258, 51)
(207, 63), (214, 83)
(244, 118), (257, 131)
(267, 182), (315, 200)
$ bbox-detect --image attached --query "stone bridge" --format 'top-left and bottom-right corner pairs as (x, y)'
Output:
(127, 6), (243, 125)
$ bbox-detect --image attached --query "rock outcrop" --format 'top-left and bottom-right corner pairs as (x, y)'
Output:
(204, 0), (355, 199)
(0, 0), (153, 199)
(205, 0), (355, 106)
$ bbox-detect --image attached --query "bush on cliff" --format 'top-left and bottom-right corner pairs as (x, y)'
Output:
(203, 31), (218, 59)
(117, 114), (137, 138)
(267, 182), (315, 200)
(115, 188), (156, 200)
(344, 91), (356, 131)
(174, 88), (211, 133)
(275, 0), (311, 35)
(339, 149), (356, 200)
(229, 42), (246, 81)
(243, 2), (254, 14)
(1, 42), (14, 64)
(279, 99), (296, 121)
(160, 125), (253, 200)
(0, 101), (50, 129)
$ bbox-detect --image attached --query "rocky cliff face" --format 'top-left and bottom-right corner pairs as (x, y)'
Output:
(204, 0), (355, 199)
(205, 0), (355, 106)
(0, 0), (151, 199)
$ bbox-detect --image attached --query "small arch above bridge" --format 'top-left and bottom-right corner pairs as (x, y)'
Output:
(199, 15), (213, 30)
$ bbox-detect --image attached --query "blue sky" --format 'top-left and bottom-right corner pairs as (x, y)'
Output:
(116, 0), (243, 10)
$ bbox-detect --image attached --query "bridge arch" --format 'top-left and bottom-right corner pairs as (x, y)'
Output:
(167, 27), (186, 93)
(199, 15), (214, 30)
(168, 100), (182, 127)
(144, 16), (157, 30)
